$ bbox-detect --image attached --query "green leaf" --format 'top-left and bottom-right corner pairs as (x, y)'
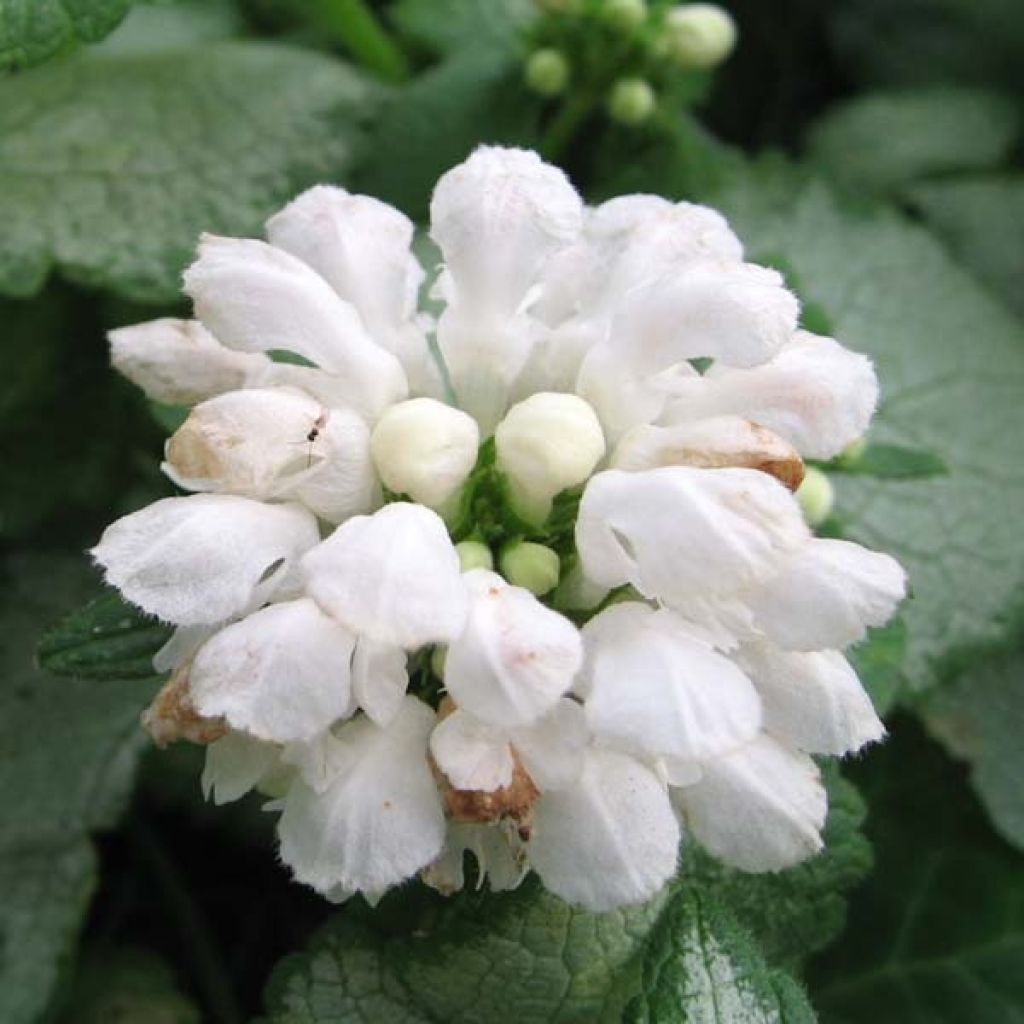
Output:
(0, 286), (162, 545)
(64, 947), (201, 1024)
(37, 590), (172, 680)
(0, 0), (133, 70)
(264, 879), (818, 1024)
(922, 647), (1024, 852)
(808, 717), (1024, 1023)
(0, 43), (379, 301)
(0, 553), (159, 1024)
(832, 443), (948, 481)
(263, 772), (867, 1022)
(392, 0), (533, 56)
(709, 164), (1024, 691)
(907, 175), (1024, 318)
(807, 87), (1018, 194)
(830, 0), (1024, 97)
(622, 890), (815, 1024)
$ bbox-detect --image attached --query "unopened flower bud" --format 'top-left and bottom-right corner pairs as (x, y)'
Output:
(601, 0), (648, 32)
(501, 542), (561, 596)
(796, 466), (835, 528)
(370, 398), (479, 513)
(838, 436), (868, 468)
(495, 393), (606, 523)
(525, 48), (570, 97)
(430, 645), (448, 680)
(663, 4), (737, 69)
(607, 78), (656, 125)
(455, 540), (494, 573)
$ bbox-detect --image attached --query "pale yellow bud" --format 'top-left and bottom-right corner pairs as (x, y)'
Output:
(370, 398), (479, 512)
(796, 466), (835, 528)
(495, 392), (606, 523)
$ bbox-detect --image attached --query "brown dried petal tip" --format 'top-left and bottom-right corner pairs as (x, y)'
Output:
(432, 697), (541, 840)
(142, 663), (227, 748)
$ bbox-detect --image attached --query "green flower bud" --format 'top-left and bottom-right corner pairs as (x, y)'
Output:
(601, 0), (648, 32)
(430, 645), (448, 680)
(796, 466), (835, 528)
(500, 541), (561, 596)
(455, 539), (494, 573)
(838, 436), (868, 468)
(663, 4), (737, 69)
(607, 77), (656, 125)
(525, 48), (571, 97)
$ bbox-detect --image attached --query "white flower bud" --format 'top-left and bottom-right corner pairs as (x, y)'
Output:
(796, 466), (835, 528)
(607, 78), (656, 125)
(495, 393), (606, 523)
(663, 4), (737, 69)
(370, 398), (480, 512)
(455, 540), (494, 573)
(525, 49), (570, 97)
(501, 542), (561, 596)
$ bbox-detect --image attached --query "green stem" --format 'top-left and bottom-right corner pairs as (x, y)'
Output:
(540, 90), (595, 164)
(311, 0), (410, 83)
(131, 819), (243, 1024)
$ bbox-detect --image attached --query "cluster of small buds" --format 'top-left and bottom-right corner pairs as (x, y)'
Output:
(526, 0), (737, 126)
(95, 146), (905, 913)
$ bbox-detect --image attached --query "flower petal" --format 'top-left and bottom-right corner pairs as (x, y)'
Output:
(351, 637), (409, 727)
(663, 332), (878, 459)
(266, 186), (438, 393)
(92, 495), (320, 625)
(190, 598), (356, 743)
(748, 538), (907, 650)
(291, 405), (380, 523)
(429, 707), (515, 792)
(676, 734), (826, 872)
(610, 262), (799, 369)
(202, 731), (288, 805)
(276, 697), (446, 895)
(581, 604), (762, 761)
(736, 643), (884, 755)
(444, 570), (583, 727)
(430, 146), (582, 319)
(302, 502), (467, 649)
(509, 697), (588, 791)
(422, 821), (528, 895)
(109, 318), (268, 405)
(611, 415), (804, 491)
(576, 467), (808, 610)
(163, 388), (378, 523)
(530, 748), (679, 911)
(182, 234), (407, 420)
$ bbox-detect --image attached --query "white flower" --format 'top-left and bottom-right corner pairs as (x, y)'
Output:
(98, 145), (905, 911)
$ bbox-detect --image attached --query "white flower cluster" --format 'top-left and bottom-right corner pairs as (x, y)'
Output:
(95, 147), (905, 912)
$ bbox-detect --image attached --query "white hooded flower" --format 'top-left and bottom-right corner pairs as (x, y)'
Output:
(97, 145), (905, 914)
